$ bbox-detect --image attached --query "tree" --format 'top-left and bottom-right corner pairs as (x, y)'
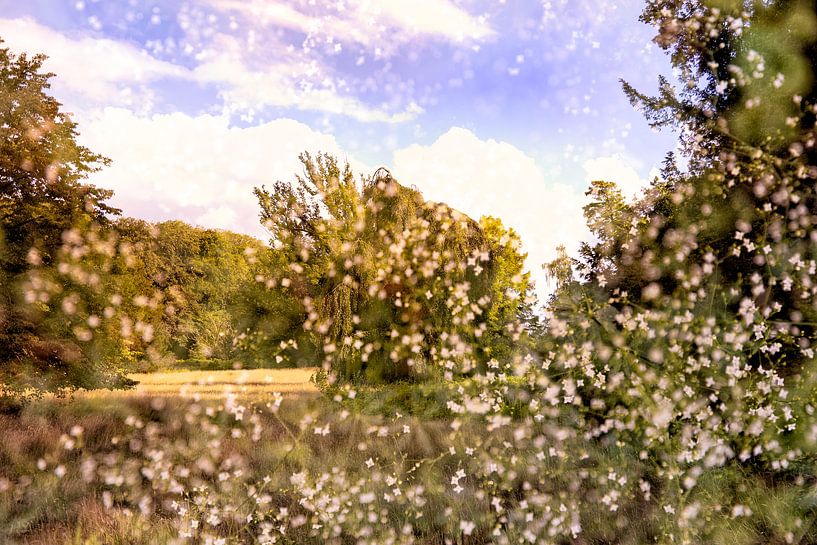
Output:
(534, 1), (817, 540)
(478, 215), (535, 360)
(0, 42), (133, 395)
(0, 43), (117, 270)
(254, 153), (531, 382)
(113, 218), (266, 364)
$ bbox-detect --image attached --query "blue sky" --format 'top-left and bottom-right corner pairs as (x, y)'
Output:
(0, 0), (678, 295)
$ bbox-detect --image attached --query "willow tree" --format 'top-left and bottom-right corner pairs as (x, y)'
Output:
(254, 153), (530, 382)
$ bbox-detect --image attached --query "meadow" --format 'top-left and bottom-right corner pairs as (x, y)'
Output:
(4, 1), (817, 543)
(0, 369), (503, 545)
(4, 364), (809, 545)
(84, 368), (319, 400)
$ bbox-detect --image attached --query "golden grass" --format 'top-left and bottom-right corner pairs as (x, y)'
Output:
(81, 367), (319, 400)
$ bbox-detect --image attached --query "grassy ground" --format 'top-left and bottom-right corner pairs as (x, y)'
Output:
(0, 369), (681, 544)
(82, 368), (319, 400)
(0, 372), (477, 545)
(2, 369), (788, 544)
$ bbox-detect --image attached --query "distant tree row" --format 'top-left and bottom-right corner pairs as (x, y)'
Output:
(110, 219), (264, 365)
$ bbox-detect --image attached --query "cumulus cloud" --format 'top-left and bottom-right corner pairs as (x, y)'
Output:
(78, 114), (593, 299)
(78, 108), (366, 237)
(0, 17), (186, 113)
(76, 114), (659, 302)
(391, 127), (590, 298)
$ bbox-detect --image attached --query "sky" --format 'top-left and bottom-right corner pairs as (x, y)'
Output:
(0, 0), (679, 297)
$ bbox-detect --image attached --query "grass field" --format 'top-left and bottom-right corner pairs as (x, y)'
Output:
(0, 368), (476, 545)
(82, 368), (320, 400)
(0, 367), (791, 544)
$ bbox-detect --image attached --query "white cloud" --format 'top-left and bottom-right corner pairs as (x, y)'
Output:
(187, 0), (493, 123)
(0, 17), (186, 113)
(70, 107), (656, 302)
(392, 127), (589, 298)
(192, 37), (424, 123)
(0, 17), (421, 123)
(359, 0), (494, 42)
(207, 0), (494, 48)
(78, 114), (589, 299)
(210, 1), (314, 33)
(78, 108), (365, 237)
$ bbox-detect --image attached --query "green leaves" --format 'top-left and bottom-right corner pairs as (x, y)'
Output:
(252, 154), (533, 383)
(538, 1), (817, 540)
(0, 42), (134, 396)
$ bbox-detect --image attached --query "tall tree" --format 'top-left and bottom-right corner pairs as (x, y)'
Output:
(479, 215), (535, 360)
(535, 1), (817, 540)
(0, 42), (132, 394)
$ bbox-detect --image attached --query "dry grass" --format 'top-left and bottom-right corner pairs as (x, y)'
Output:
(0, 387), (474, 545)
(81, 367), (319, 400)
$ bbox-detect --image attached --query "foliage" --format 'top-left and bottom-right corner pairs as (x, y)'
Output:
(114, 219), (265, 363)
(0, 41), (135, 395)
(478, 216), (536, 360)
(0, 41), (265, 394)
(533, 0), (817, 542)
(6, 1), (817, 543)
(254, 154), (533, 383)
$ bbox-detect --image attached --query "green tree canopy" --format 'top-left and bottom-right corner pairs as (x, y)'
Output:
(112, 218), (266, 364)
(0, 41), (134, 394)
(254, 153), (533, 382)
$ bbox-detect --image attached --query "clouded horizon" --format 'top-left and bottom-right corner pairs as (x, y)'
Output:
(0, 0), (679, 297)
